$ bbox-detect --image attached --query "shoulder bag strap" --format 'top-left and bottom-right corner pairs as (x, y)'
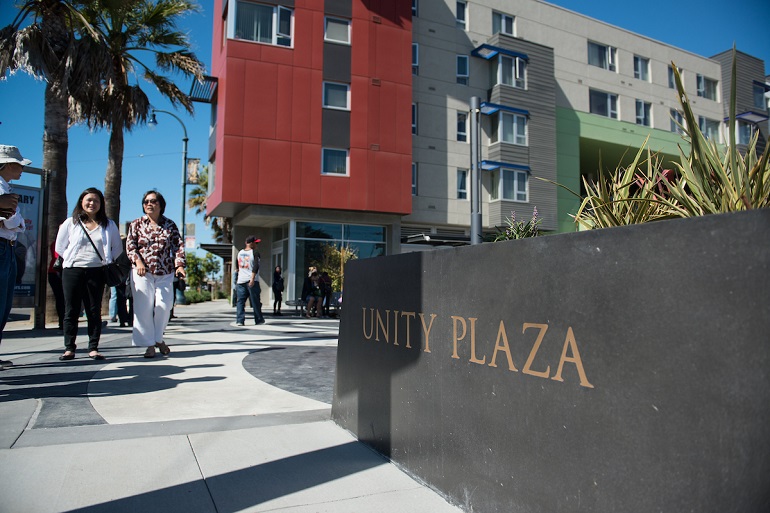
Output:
(78, 219), (106, 263)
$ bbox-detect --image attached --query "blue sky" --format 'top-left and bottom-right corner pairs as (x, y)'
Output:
(1, 0), (768, 252)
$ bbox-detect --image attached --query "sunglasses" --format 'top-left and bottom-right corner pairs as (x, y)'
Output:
(143, 199), (159, 205)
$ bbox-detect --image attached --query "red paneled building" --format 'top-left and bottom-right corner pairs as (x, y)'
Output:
(206, 0), (412, 301)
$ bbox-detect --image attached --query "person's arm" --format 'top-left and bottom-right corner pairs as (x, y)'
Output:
(54, 221), (70, 262)
(249, 255), (257, 287)
(107, 221), (123, 260)
(170, 221), (186, 277)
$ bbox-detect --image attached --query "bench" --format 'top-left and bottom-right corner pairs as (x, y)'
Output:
(285, 299), (308, 316)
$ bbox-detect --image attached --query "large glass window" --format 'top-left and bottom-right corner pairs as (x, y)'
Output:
(490, 169), (528, 202)
(456, 55), (469, 85)
(670, 109), (685, 134)
(754, 83), (767, 110)
(321, 148), (348, 175)
(235, 2), (292, 47)
(323, 82), (350, 110)
(497, 55), (526, 89)
(325, 17), (350, 44)
(635, 100), (651, 127)
(697, 74), (718, 101)
(457, 112), (467, 142)
(491, 112), (527, 145)
(698, 116), (720, 142)
(668, 65), (682, 89)
(737, 120), (754, 145)
(492, 11), (514, 35)
(457, 169), (468, 199)
(456, 1), (467, 30)
(587, 41), (617, 72)
(589, 89), (618, 119)
(634, 55), (649, 81)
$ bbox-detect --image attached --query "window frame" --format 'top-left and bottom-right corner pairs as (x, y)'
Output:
(412, 0), (418, 17)
(233, 2), (293, 47)
(492, 11), (514, 36)
(412, 103), (417, 135)
(635, 99), (651, 127)
(587, 41), (617, 72)
(412, 162), (418, 195)
(321, 148), (349, 176)
(497, 55), (526, 89)
(322, 81), (350, 110)
(670, 109), (685, 135)
(456, 55), (469, 85)
(753, 83), (767, 110)
(668, 65), (682, 89)
(491, 111), (527, 146)
(412, 43), (419, 75)
(324, 16), (351, 45)
(457, 111), (468, 142)
(457, 168), (468, 200)
(633, 55), (650, 82)
(456, 1), (467, 30)
(696, 74), (718, 101)
(737, 120), (755, 145)
(490, 168), (529, 202)
(589, 89), (618, 119)
(698, 116), (721, 142)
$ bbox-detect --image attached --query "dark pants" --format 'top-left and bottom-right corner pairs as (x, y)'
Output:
(236, 282), (264, 324)
(62, 267), (105, 352)
(273, 291), (282, 313)
(0, 239), (16, 343)
(47, 271), (65, 329)
(116, 283), (131, 325)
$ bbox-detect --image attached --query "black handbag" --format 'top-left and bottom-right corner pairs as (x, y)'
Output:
(52, 255), (63, 271)
(79, 220), (131, 287)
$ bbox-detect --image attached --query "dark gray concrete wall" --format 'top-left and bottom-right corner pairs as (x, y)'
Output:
(332, 209), (770, 512)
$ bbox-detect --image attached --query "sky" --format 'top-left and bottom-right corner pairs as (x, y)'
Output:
(1, 0), (769, 255)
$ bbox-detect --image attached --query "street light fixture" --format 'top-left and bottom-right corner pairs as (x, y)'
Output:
(148, 109), (188, 242)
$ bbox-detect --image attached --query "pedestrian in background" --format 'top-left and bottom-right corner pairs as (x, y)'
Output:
(235, 235), (265, 326)
(0, 145), (28, 370)
(126, 190), (185, 358)
(272, 265), (284, 316)
(55, 187), (122, 361)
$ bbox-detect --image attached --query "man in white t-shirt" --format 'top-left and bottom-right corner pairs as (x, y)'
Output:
(235, 235), (265, 326)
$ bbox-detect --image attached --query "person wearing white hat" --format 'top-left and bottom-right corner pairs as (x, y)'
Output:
(0, 145), (30, 370)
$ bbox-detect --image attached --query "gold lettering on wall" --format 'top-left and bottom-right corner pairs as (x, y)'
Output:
(522, 323), (550, 378)
(375, 309), (390, 342)
(551, 327), (594, 388)
(418, 313), (437, 353)
(362, 308), (374, 340)
(401, 311), (416, 349)
(489, 320), (518, 371)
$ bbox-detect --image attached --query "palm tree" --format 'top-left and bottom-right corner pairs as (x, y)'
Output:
(74, 0), (204, 225)
(1, 0), (101, 249)
(187, 164), (231, 243)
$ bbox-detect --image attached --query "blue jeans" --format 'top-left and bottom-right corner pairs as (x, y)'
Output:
(0, 238), (17, 343)
(236, 282), (264, 324)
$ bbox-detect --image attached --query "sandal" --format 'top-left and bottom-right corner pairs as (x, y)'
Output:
(144, 346), (156, 359)
(89, 352), (105, 360)
(59, 352), (75, 361)
(155, 341), (171, 355)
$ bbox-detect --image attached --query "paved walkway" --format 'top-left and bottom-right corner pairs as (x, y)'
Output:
(0, 300), (461, 513)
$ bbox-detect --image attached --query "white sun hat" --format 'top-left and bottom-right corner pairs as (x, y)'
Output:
(0, 145), (32, 166)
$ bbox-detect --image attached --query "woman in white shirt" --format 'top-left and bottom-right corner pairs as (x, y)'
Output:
(55, 188), (122, 361)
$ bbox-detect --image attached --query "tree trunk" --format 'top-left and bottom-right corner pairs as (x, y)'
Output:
(102, 127), (124, 315)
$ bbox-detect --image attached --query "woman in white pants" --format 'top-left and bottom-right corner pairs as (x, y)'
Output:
(126, 190), (185, 358)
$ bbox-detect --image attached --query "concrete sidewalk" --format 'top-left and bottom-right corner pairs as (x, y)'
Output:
(0, 301), (461, 513)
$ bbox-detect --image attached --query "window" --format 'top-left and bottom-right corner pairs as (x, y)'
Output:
(322, 148), (348, 175)
(492, 11), (514, 35)
(235, 2), (292, 47)
(635, 100), (651, 126)
(589, 89), (618, 119)
(670, 109), (685, 134)
(497, 55), (526, 89)
(324, 17), (350, 44)
(412, 0), (418, 17)
(457, 169), (468, 199)
(456, 1), (467, 30)
(754, 83), (768, 110)
(668, 65), (681, 89)
(412, 43), (419, 75)
(491, 112), (527, 145)
(457, 112), (467, 142)
(697, 75), (718, 101)
(634, 55), (649, 81)
(698, 116), (720, 142)
(323, 82), (350, 110)
(412, 103), (417, 135)
(587, 41), (617, 72)
(491, 169), (528, 202)
(456, 55), (469, 85)
(737, 120), (754, 145)
(412, 163), (418, 195)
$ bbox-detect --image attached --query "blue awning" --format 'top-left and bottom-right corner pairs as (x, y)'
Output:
(471, 44), (528, 62)
(727, 111), (769, 124)
(480, 160), (530, 172)
(479, 102), (529, 117)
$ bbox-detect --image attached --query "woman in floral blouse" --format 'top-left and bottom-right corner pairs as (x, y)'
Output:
(126, 190), (186, 358)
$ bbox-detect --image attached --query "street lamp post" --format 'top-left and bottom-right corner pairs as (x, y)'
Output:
(148, 109), (188, 242)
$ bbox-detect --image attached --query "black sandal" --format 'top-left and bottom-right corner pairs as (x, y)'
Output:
(89, 352), (105, 360)
(59, 352), (75, 361)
